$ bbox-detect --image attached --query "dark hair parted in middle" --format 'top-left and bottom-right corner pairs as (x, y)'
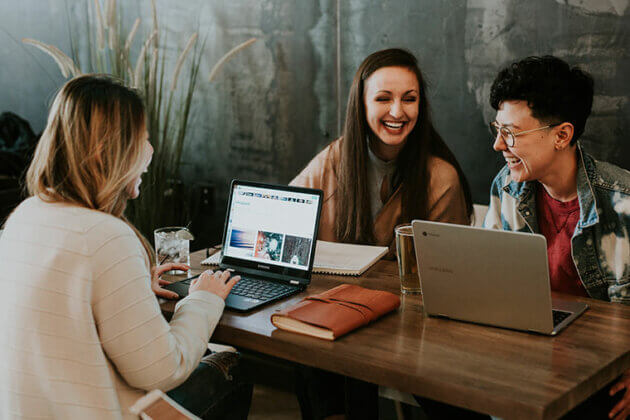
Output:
(335, 48), (473, 244)
(490, 55), (594, 144)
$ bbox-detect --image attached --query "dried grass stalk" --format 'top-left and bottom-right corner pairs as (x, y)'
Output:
(133, 53), (145, 88)
(150, 0), (158, 49)
(126, 63), (134, 85)
(124, 18), (141, 54)
(24, 1), (258, 239)
(149, 50), (158, 93)
(208, 37), (257, 82)
(106, 0), (116, 28)
(66, 58), (82, 77)
(170, 33), (198, 91)
(106, 0), (117, 50)
(108, 26), (117, 51)
(134, 30), (157, 88)
(149, 40), (158, 102)
(22, 38), (80, 78)
(93, 0), (106, 50)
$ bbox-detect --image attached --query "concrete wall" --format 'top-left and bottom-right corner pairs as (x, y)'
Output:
(1, 0), (629, 237)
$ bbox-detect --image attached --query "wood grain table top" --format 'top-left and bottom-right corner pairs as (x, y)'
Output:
(160, 249), (630, 419)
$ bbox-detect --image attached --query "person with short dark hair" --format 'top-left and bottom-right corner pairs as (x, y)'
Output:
(484, 55), (630, 419)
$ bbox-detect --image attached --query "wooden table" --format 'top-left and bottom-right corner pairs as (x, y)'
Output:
(161, 250), (630, 420)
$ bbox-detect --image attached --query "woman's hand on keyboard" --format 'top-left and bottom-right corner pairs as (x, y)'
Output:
(190, 269), (241, 300)
(151, 263), (190, 299)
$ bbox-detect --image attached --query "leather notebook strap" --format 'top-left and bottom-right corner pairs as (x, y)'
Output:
(304, 297), (374, 321)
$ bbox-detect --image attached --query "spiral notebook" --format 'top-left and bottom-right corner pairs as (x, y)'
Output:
(201, 240), (389, 276)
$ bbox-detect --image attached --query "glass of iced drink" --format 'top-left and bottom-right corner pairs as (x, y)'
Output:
(154, 227), (194, 274)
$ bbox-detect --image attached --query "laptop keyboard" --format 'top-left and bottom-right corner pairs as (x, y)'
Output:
(173, 273), (300, 307)
(552, 310), (571, 327)
(229, 277), (299, 300)
(181, 275), (299, 301)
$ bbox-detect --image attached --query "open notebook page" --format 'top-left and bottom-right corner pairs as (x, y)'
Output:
(202, 240), (388, 276)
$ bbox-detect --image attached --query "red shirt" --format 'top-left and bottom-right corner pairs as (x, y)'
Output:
(536, 184), (588, 297)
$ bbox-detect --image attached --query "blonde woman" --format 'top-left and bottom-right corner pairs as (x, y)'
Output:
(0, 75), (251, 419)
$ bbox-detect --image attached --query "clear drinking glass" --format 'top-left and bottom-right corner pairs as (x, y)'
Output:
(395, 224), (422, 294)
(154, 227), (192, 274)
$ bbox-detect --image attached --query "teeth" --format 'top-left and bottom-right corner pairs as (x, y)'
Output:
(506, 157), (521, 164)
(383, 121), (404, 129)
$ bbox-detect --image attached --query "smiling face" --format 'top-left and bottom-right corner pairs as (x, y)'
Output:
(493, 100), (559, 183)
(363, 66), (420, 160)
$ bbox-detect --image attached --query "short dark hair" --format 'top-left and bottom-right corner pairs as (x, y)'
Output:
(490, 55), (594, 144)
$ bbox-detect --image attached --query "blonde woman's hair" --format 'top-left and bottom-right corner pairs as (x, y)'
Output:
(27, 74), (155, 265)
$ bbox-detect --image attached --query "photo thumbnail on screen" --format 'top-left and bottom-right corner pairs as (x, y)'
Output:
(281, 235), (312, 266)
(254, 231), (284, 262)
(228, 229), (256, 257)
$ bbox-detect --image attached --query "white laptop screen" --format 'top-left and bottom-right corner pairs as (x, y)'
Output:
(222, 184), (321, 271)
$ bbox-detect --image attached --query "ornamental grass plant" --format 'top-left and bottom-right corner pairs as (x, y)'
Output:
(23, 0), (256, 240)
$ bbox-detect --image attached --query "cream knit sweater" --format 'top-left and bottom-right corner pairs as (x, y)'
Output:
(0, 197), (225, 419)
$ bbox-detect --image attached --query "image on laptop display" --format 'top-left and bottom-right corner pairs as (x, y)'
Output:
(222, 184), (320, 272)
(164, 180), (323, 312)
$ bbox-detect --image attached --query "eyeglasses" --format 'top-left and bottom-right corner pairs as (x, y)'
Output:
(488, 121), (561, 147)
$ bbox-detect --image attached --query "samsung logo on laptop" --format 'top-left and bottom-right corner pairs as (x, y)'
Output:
(428, 266), (453, 274)
(257, 264), (270, 270)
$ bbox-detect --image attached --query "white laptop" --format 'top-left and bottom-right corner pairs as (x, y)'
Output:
(411, 220), (588, 335)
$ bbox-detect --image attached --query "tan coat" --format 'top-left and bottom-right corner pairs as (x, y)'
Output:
(290, 139), (470, 256)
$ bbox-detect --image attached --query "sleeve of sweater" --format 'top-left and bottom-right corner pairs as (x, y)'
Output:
(289, 141), (338, 188)
(89, 218), (225, 391)
(290, 156), (323, 188)
(426, 157), (470, 225)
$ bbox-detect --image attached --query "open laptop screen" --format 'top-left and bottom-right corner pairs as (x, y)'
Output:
(220, 181), (322, 279)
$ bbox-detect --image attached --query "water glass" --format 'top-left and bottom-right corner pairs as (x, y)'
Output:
(395, 224), (422, 294)
(154, 227), (192, 274)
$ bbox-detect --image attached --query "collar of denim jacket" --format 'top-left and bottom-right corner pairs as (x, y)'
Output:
(501, 142), (600, 230)
(574, 143), (600, 230)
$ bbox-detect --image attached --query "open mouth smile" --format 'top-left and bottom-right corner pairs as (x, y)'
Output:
(382, 121), (406, 130)
(505, 156), (522, 168)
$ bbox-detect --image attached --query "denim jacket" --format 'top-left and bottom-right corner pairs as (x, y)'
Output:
(483, 145), (630, 304)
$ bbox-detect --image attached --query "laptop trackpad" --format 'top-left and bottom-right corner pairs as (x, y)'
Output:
(225, 294), (263, 311)
(164, 281), (190, 298)
(552, 298), (588, 314)
(164, 279), (264, 311)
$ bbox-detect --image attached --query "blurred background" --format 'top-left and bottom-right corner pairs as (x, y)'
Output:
(1, 0), (629, 249)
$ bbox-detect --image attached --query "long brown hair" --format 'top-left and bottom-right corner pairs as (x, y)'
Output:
(335, 48), (473, 244)
(26, 74), (155, 265)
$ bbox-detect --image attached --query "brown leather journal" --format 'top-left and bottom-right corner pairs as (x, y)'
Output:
(270, 284), (400, 340)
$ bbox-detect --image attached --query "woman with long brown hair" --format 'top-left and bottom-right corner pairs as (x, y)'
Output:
(292, 48), (472, 255)
(0, 75), (251, 419)
(291, 48), (473, 419)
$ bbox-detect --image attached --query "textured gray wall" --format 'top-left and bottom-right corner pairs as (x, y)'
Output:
(1, 0), (629, 230)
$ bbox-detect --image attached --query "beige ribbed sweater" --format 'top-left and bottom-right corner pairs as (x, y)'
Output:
(0, 197), (225, 419)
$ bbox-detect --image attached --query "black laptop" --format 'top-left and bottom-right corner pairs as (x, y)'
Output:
(164, 180), (323, 312)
